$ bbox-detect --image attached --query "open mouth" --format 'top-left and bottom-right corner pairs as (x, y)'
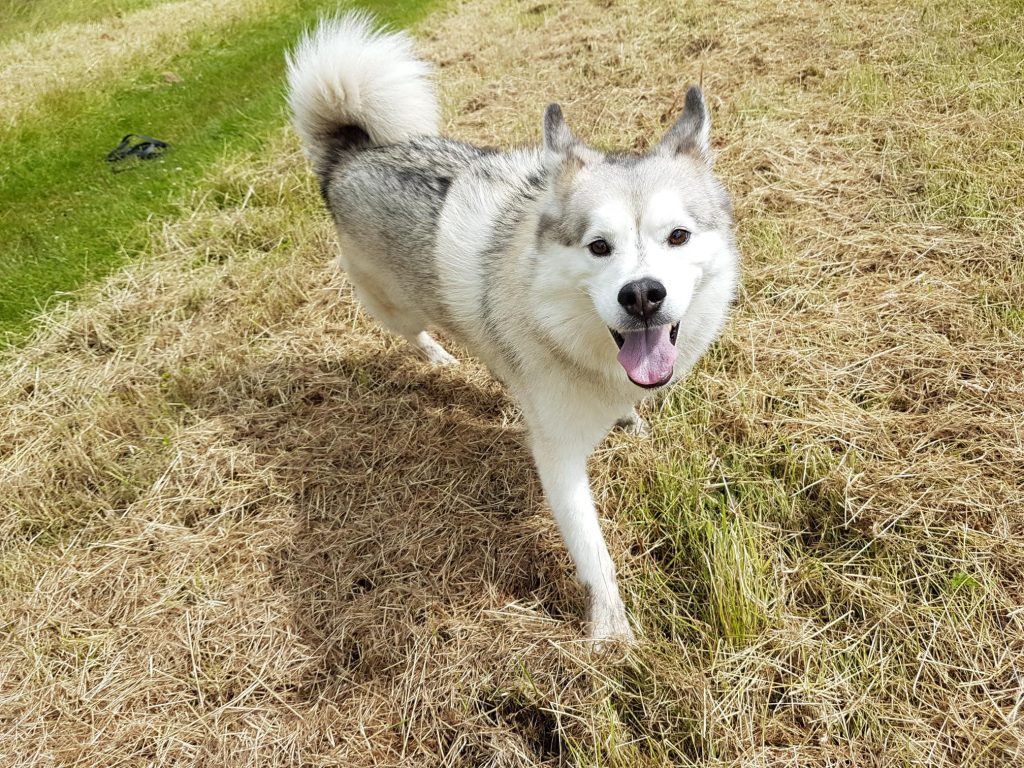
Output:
(609, 322), (680, 388)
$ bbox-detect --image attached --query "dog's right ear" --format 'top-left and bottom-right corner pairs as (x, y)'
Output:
(542, 104), (600, 188)
(543, 103), (581, 156)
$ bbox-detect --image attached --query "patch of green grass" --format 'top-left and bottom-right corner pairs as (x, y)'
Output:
(0, 0), (438, 345)
(623, 382), (858, 649)
(0, 0), (162, 43)
(840, 63), (890, 110)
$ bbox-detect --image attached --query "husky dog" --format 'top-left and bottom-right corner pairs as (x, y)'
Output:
(286, 13), (739, 644)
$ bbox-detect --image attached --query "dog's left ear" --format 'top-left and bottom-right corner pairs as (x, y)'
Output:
(656, 86), (711, 162)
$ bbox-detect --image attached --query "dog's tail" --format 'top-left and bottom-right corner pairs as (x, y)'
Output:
(285, 12), (439, 188)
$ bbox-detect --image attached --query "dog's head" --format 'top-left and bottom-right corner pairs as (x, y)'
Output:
(535, 87), (736, 389)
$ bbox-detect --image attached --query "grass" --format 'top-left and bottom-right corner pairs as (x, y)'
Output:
(0, 0), (438, 343)
(1, 0), (1023, 765)
(0, 0), (162, 43)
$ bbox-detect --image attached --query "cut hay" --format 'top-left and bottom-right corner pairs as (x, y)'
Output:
(0, 0), (276, 127)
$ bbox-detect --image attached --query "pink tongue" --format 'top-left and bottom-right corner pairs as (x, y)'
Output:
(617, 326), (678, 387)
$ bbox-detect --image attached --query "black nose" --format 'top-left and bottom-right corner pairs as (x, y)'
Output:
(617, 278), (667, 320)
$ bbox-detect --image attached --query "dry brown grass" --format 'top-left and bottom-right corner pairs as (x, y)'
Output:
(0, 0), (274, 127)
(2, 0), (1023, 765)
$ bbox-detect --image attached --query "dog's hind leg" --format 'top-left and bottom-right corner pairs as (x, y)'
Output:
(410, 331), (459, 366)
(614, 409), (649, 437)
(349, 275), (459, 366)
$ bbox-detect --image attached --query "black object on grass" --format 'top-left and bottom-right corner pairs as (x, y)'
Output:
(106, 134), (170, 171)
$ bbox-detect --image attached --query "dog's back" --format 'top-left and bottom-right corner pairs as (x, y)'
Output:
(287, 15), (476, 336)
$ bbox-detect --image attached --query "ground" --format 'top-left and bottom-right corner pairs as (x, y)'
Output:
(0, 0), (1022, 765)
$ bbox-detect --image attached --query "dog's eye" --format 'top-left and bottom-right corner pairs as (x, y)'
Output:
(668, 228), (690, 246)
(588, 239), (611, 257)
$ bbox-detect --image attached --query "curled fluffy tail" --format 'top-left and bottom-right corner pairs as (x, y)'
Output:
(285, 12), (439, 181)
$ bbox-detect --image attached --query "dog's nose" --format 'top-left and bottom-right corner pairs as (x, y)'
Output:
(617, 278), (666, 320)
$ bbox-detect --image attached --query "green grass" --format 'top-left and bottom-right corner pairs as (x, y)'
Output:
(0, 0), (438, 345)
(0, 0), (163, 43)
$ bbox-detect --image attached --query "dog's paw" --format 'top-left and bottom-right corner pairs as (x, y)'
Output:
(614, 412), (650, 437)
(588, 597), (635, 651)
(412, 332), (460, 366)
(425, 347), (459, 366)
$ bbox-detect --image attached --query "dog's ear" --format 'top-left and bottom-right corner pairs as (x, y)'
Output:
(542, 104), (600, 190)
(543, 103), (582, 156)
(656, 86), (711, 162)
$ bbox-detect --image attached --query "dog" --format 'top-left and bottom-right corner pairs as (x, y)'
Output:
(286, 13), (739, 644)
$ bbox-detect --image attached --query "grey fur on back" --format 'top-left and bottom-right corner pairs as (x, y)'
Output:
(323, 138), (552, 336)
(325, 139), (482, 315)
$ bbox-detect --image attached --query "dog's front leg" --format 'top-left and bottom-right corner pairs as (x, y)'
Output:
(527, 424), (634, 645)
